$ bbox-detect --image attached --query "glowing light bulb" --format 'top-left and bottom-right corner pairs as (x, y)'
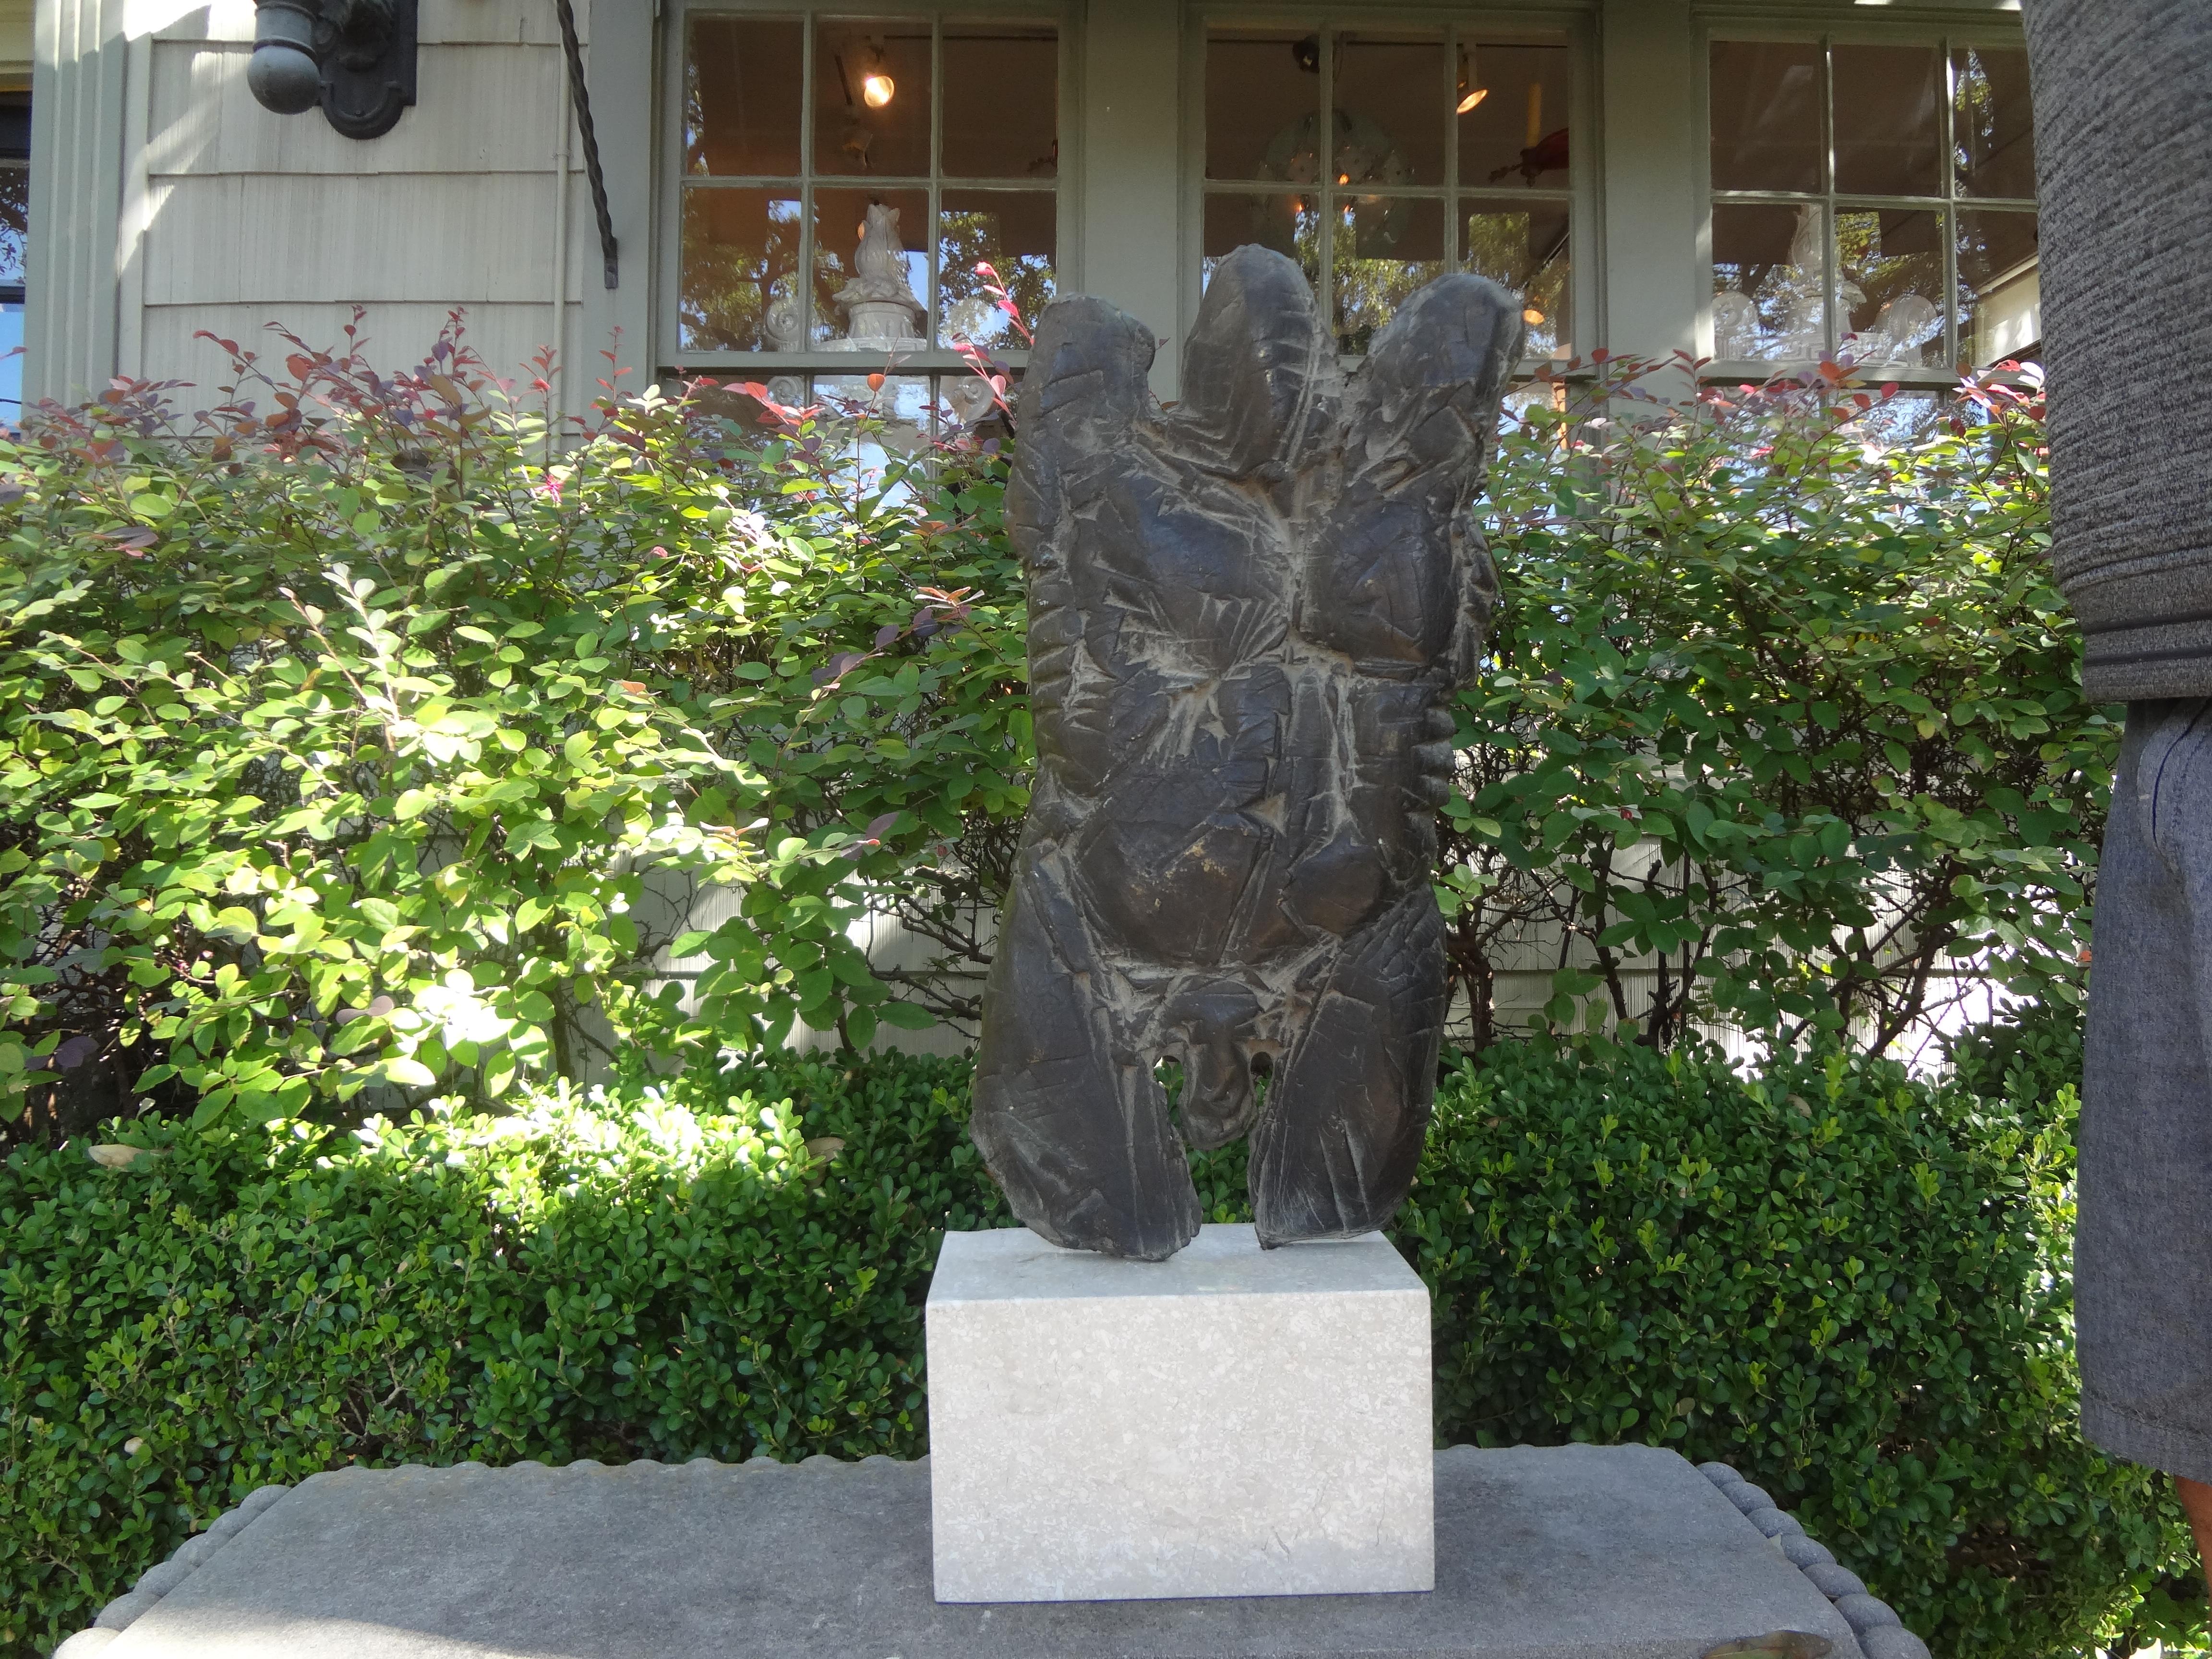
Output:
(1456, 85), (1489, 114)
(862, 70), (895, 108)
(1523, 307), (1546, 326)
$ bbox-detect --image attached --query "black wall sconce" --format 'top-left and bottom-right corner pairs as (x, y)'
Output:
(249, 0), (418, 140)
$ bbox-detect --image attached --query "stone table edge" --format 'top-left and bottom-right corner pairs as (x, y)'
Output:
(53, 1448), (1931, 1659)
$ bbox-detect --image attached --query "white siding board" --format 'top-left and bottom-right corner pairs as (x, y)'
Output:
(148, 41), (567, 176)
(143, 171), (562, 304)
(150, 0), (585, 47)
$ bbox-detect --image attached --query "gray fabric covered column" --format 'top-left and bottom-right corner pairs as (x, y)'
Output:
(2024, 0), (2212, 701)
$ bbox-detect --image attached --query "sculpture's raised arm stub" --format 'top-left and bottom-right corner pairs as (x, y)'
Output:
(1171, 245), (1332, 477)
(1016, 296), (1160, 458)
(1346, 273), (1522, 474)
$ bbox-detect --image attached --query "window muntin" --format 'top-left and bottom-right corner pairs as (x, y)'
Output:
(1201, 24), (1575, 361)
(673, 7), (1059, 416)
(1708, 33), (2037, 372)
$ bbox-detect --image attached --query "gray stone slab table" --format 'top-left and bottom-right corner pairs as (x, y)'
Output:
(63, 1444), (1905, 1659)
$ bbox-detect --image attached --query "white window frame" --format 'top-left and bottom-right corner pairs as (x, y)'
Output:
(658, 0), (1079, 382)
(1179, 5), (1599, 373)
(1697, 14), (2036, 385)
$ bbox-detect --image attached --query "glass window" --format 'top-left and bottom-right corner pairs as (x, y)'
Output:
(1709, 42), (1822, 193)
(0, 90), (24, 425)
(1708, 33), (2036, 371)
(1202, 26), (1574, 359)
(675, 11), (1058, 369)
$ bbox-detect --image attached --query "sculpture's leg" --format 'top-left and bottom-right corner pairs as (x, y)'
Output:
(971, 849), (1202, 1261)
(1248, 888), (1446, 1246)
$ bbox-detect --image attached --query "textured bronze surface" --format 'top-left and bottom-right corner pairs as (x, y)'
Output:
(972, 245), (1522, 1260)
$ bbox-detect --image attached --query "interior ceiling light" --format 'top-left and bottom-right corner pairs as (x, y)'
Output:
(1523, 307), (1546, 325)
(862, 41), (895, 108)
(1456, 45), (1489, 114)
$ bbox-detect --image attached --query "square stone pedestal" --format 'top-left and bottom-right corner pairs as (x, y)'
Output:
(925, 1222), (1433, 1603)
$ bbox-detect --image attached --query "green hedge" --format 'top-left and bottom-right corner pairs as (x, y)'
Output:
(2, 1040), (2197, 1657)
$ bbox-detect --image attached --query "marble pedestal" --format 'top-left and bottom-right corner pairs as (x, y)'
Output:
(925, 1223), (1433, 1603)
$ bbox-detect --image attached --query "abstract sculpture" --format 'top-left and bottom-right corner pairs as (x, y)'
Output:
(972, 245), (1522, 1260)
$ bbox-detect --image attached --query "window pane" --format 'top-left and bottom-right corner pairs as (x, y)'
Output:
(814, 19), (931, 178)
(1203, 192), (1321, 298)
(1833, 44), (1941, 197)
(679, 189), (804, 352)
(685, 18), (803, 177)
(1463, 203), (1570, 359)
(814, 373), (935, 453)
(1712, 201), (1828, 360)
(1953, 44), (2036, 199)
(1336, 32), (1443, 188)
(1335, 196), (1443, 354)
(1459, 42), (1572, 189)
(1958, 209), (2041, 367)
(943, 23), (1057, 179)
(1708, 41), (1821, 193)
(1207, 29), (1318, 182)
(812, 188), (930, 349)
(1837, 209), (1946, 369)
(938, 191), (1054, 349)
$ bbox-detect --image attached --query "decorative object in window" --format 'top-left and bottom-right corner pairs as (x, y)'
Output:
(830, 203), (927, 350)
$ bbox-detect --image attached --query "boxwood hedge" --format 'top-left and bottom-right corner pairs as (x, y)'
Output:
(1, 1037), (2197, 1657)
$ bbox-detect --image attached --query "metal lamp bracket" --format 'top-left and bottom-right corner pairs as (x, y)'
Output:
(250, 0), (418, 140)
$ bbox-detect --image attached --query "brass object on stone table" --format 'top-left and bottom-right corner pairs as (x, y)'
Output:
(1700, 1635), (1834, 1659)
(972, 244), (1522, 1260)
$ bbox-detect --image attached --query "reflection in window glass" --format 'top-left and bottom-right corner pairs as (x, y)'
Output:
(1831, 45), (1941, 197)
(1712, 202), (1827, 361)
(813, 19), (931, 178)
(1336, 33), (1443, 187)
(679, 191), (804, 352)
(1459, 43), (1572, 190)
(1202, 27), (1573, 360)
(684, 18), (802, 177)
(1206, 30), (1316, 181)
(811, 188), (930, 349)
(1334, 197), (1443, 354)
(1958, 210), (2041, 366)
(814, 373), (936, 455)
(1708, 41), (1821, 193)
(678, 20), (1057, 363)
(1464, 204), (1570, 358)
(1837, 209), (1946, 368)
(943, 23), (1058, 179)
(1953, 44), (2036, 199)
(1707, 35), (2037, 369)
(937, 190), (1055, 348)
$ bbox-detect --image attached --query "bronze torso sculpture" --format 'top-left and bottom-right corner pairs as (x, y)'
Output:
(972, 245), (1522, 1259)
